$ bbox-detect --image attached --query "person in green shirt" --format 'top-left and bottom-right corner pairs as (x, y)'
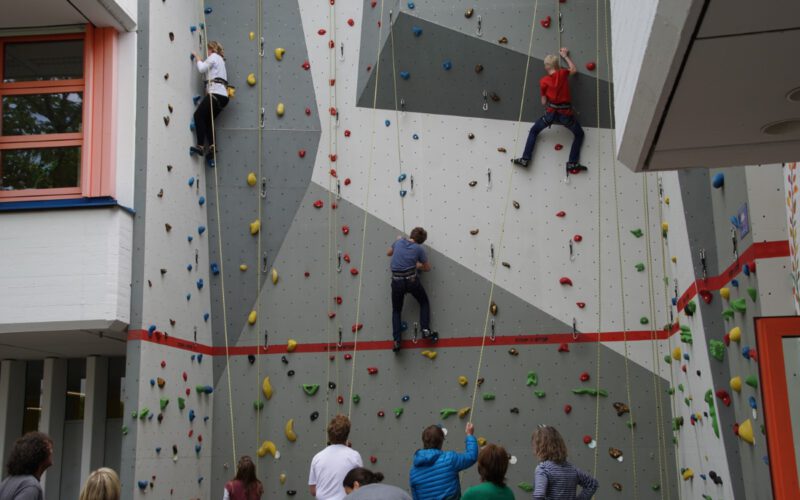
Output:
(461, 443), (515, 500)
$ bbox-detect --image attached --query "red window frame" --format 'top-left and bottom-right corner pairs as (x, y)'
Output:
(0, 25), (116, 202)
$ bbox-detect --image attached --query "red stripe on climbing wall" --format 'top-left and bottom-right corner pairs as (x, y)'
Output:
(127, 325), (677, 356)
(675, 240), (789, 312)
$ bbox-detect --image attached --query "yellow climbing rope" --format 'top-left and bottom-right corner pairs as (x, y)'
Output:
(467, 0), (540, 422)
(255, 0), (265, 477)
(388, 8), (407, 235)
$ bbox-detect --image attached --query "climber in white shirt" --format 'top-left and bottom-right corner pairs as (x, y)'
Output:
(191, 40), (229, 159)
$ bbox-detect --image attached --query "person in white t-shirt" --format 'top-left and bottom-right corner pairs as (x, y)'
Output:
(191, 40), (229, 159)
(309, 415), (363, 500)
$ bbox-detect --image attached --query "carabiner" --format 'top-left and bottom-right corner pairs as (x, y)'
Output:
(490, 319), (496, 341)
(260, 177), (267, 199)
(572, 318), (578, 340)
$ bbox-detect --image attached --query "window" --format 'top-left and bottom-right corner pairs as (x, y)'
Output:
(0, 27), (116, 201)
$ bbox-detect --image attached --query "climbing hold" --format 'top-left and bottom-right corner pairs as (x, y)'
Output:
(730, 298), (747, 313)
(302, 384), (319, 396)
(579, 372), (590, 382)
(312, 199), (323, 209)
(137, 480), (148, 491)
(559, 277), (573, 286)
(246, 73), (257, 86)
(729, 326), (741, 343)
(563, 404), (572, 414)
(257, 440), (279, 458)
(198, 196), (206, 207)
(722, 308), (734, 321)
(709, 340), (725, 361)
(442, 60), (452, 71)
(630, 228), (643, 238)
(640, 317), (649, 325)
(490, 302), (498, 315)
(737, 419), (755, 444)
(412, 133), (419, 140)
(249, 219), (261, 235)
(747, 287), (757, 302)
(680, 325), (693, 344)
(699, 289), (712, 304)
(526, 371), (538, 386)
(682, 468), (694, 481)
(483, 393), (495, 400)
(586, 62), (596, 71)
(262, 377), (273, 400)
(247, 310), (258, 325)
(613, 402), (630, 416)
(421, 350), (437, 360)
(556, 210), (566, 217)
(367, 367), (378, 375)
(301, 60), (310, 70)
(634, 262), (645, 272)
(712, 172), (725, 189)
(685, 301), (697, 316)
(271, 268), (279, 284)
(157, 377), (166, 389)
(440, 408), (458, 419)
(352, 323), (364, 333)
(276, 102), (285, 117)
(517, 482), (534, 492)
(253, 400), (264, 411)
(284, 419), (297, 442)
(457, 376), (468, 387)
(715, 389), (731, 407)
(554, 143), (564, 151)
(399, 70), (410, 80)
(469, 229), (479, 236)
(558, 343), (570, 353)
(745, 374), (758, 389)
(608, 448), (623, 462)
(612, 482), (622, 492)
(533, 391), (546, 398)
(730, 376), (742, 392)
(572, 388), (608, 397)
(508, 348), (518, 356)
(498, 36), (508, 44)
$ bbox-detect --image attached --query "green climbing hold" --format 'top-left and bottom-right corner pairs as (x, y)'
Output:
(483, 393), (496, 400)
(745, 375), (758, 389)
(747, 287), (757, 302)
(517, 482), (534, 492)
(680, 325), (693, 344)
(709, 339), (725, 362)
(159, 398), (169, 410)
(534, 391), (546, 398)
(722, 308), (734, 320)
(394, 407), (404, 418)
(702, 495), (712, 500)
(704, 390), (719, 438)
(672, 416), (684, 431)
(138, 408), (150, 420)
(730, 298), (747, 313)
(640, 317), (650, 325)
(440, 408), (458, 419)
(635, 262), (645, 272)
(302, 384), (320, 396)
(253, 400), (264, 410)
(121, 425), (128, 436)
(630, 228), (643, 238)
(178, 397), (186, 410)
(685, 301), (697, 316)
(626, 420), (636, 429)
(678, 384), (684, 393)
(131, 410), (137, 419)
(652, 484), (661, 491)
(526, 371), (538, 387)
(668, 387), (675, 395)
(664, 354), (672, 364)
(684, 397), (691, 407)
(352, 394), (361, 404)
(571, 387), (608, 397)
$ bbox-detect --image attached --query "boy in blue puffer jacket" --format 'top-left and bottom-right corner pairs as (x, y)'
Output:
(409, 423), (478, 500)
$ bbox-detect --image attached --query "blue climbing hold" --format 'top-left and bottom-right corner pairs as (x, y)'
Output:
(203, 312), (210, 322)
(199, 23), (205, 29)
(196, 278), (204, 290)
(398, 173), (407, 182)
(742, 345), (752, 360)
(412, 133), (419, 140)
(191, 354), (196, 361)
(731, 279), (739, 288)
(190, 26), (197, 33)
(743, 264), (750, 276)
(204, 416), (210, 422)
(730, 215), (740, 228)
(412, 26), (423, 37)
(150, 379), (155, 387)
(195, 444), (202, 454)
(402, 395), (410, 402)
(189, 121), (195, 131)
(198, 225), (206, 235)
(189, 409), (196, 422)
(188, 177), (195, 186)
(198, 196), (205, 206)
(407, 1), (415, 9)
(671, 297), (677, 306)
(748, 396), (757, 410)
(400, 71), (410, 80)
(197, 354), (203, 363)
(188, 235), (194, 242)
(186, 293), (191, 301)
(712, 172), (724, 189)
(204, 7), (212, 14)
(198, 476), (204, 483)
(187, 264), (193, 271)
(400, 190), (408, 197)
(201, 385), (213, 394)
(137, 480), (148, 491)
(147, 412), (154, 420)
(700, 474), (707, 481)
(442, 60), (452, 70)
(155, 447), (161, 454)
(148, 324), (157, 335)
(210, 263), (220, 275)
(385, 119), (391, 127)
(683, 353), (690, 361)
(193, 95), (201, 105)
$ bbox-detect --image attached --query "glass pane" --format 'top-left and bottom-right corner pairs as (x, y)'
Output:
(65, 358), (86, 421)
(783, 336), (800, 486)
(3, 40), (83, 82)
(106, 357), (125, 419)
(2, 92), (83, 135)
(0, 146), (80, 190)
(23, 360), (43, 434)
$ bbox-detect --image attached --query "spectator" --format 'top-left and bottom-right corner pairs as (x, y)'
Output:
(0, 432), (53, 500)
(79, 468), (120, 500)
(223, 456), (263, 500)
(531, 426), (598, 500)
(461, 444), (514, 500)
(342, 467), (410, 499)
(409, 423), (478, 500)
(309, 415), (363, 500)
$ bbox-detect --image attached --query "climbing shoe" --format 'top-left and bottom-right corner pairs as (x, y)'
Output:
(566, 162), (588, 174)
(205, 144), (216, 158)
(511, 157), (530, 167)
(421, 329), (432, 340)
(422, 329), (439, 343)
(431, 332), (439, 343)
(189, 145), (205, 157)
(392, 341), (402, 353)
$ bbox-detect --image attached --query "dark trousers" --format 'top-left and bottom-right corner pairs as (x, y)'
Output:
(522, 111), (584, 164)
(391, 276), (430, 342)
(193, 93), (228, 148)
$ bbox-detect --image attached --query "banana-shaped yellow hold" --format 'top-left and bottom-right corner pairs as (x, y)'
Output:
(271, 268), (279, 284)
(257, 440), (278, 458)
(285, 418), (297, 442)
(248, 310), (257, 325)
(262, 376), (272, 400)
(274, 48), (285, 61)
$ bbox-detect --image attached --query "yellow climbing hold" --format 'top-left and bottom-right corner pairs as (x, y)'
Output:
(477, 437), (487, 446)
(250, 219), (261, 235)
(681, 468), (694, 480)
(274, 47), (285, 61)
(276, 103), (285, 117)
(271, 268), (279, 285)
(287, 339), (297, 352)
(730, 376), (742, 393)
(458, 407), (471, 418)
(671, 256), (677, 263)
(249, 32), (255, 41)
(671, 346), (682, 361)
(248, 310), (258, 325)
(247, 172), (257, 186)
(284, 418), (297, 442)
(262, 376), (273, 400)
(720, 287), (730, 300)
(257, 440), (278, 458)
(664, 196), (670, 205)
(458, 376), (468, 386)
(421, 350), (437, 360)
(247, 73), (257, 86)
(279, 473), (286, 485)
(661, 222), (669, 233)
(240, 264), (248, 271)
(738, 419), (755, 445)
(729, 326), (741, 343)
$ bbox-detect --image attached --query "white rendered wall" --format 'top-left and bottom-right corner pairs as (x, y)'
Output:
(0, 209), (132, 333)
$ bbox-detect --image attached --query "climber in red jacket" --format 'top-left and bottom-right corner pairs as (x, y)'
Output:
(512, 48), (587, 175)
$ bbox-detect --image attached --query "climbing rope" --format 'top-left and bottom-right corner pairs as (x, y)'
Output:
(466, 0), (540, 422)
(347, 0), (388, 418)
(255, 0), (265, 476)
(198, 0), (237, 466)
(388, 9), (407, 235)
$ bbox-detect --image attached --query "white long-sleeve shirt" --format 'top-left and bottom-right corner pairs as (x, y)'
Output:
(196, 52), (227, 97)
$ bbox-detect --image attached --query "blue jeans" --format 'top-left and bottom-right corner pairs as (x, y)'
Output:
(521, 111), (584, 164)
(391, 276), (430, 342)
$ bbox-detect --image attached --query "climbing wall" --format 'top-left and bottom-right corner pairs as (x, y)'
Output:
(658, 164), (792, 499)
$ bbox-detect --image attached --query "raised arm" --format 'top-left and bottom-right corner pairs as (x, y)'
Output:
(193, 53), (212, 73)
(560, 47), (577, 75)
(450, 423), (478, 471)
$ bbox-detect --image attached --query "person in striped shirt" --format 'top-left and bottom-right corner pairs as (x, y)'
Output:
(531, 426), (598, 500)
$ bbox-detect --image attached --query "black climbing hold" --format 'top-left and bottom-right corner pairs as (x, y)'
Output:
(287, 491), (297, 496)
(160, 268), (167, 275)
(513, 201), (520, 209)
(310, 411), (319, 421)
(248, 355), (256, 364)
(168, 104), (173, 113)
(163, 116), (170, 126)
(477, 377), (484, 387)
(172, 445), (178, 455)
(465, 8), (474, 18)
(169, 32), (174, 41)
(510, 407), (519, 414)
(163, 73), (169, 80)
(281, 355), (289, 364)
(490, 92), (500, 102)
(287, 370), (295, 377)
(328, 381), (336, 390)
(469, 180), (477, 187)
(468, 133), (475, 140)
(166, 165), (173, 172)
(474, 64), (483, 74)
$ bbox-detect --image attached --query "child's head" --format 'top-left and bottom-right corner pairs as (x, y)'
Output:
(410, 227), (427, 245)
(207, 41), (225, 57)
(543, 54), (560, 72)
(477, 443), (510, 486)
(531, 426), (568, 463)
(327, 414), (351, 444)
(422, 425), (444, 450)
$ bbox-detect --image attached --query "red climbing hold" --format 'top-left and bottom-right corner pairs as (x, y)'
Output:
(350, 267), (359, 276)
(681, 364), (687, 373)
(585, 62), (596, 71)
(335, 296), (343, 305)
(304, 271), (310, 278)
(329, 107), (337, 116)
(328, 41), (335, 50)
(337, 395), (344, 405)
(301, 60), (310, 70)
(347, 18), (355, 26)
(188, 429), (193, 437)
(344, 178), (351, 186)
(370, 0), (376, 7)
(329, 154), (337, 162)
(723, 333), (730, 346)
(377, 21), (381, 27)
(331, 203), (338, 209)
(330, 168), (337, 177)
(559, 277), (573, 286)
(343, 253), (351, 263)
(352, 323), (364, 333)
(573, 234), (583, 242)
(198, 434), (203, 442)
(377, 410), (384, 417)
(344, 129), (351, 137)
(329, 354), (335, 361)
(582, 435), (592, 445)
(318, 29), (327, 35)
(161, 360), (166, 368)
(558, 343), (570, 353)
(305, 107), (311, 116)
(370, 455), (378, 464)
(298, 149), (307, 158)
(185, 388), (191, 396)
(556, 210), (566, 218)
(366, 64), (372, 72)
(182, 371), (188, 381)
(313, 200), (324, 209)
(715, 389), (731, 407)
(564, 404), (572, 414)
(329, 77), (336, 85)
(344, 353), (352, 360)
(733, 423), (739, 436)
(367, 367), (378, 375)
(328, 312), (336, 319)
(576, 302), (586, 309)
(342, 225), (350, 235)
(540, 16), (551, 28)
(699, 289), (713, 304)
(579, 371), (590, 382)
(749, 348), (758, 362)
(554, 144), (563, 151)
